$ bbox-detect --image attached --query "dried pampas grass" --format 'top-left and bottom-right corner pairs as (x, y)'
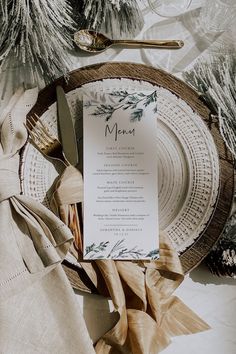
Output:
(79, 0), (144, 38)
(184, 55), (236, 277)
(184, 55), (236, 158)
(0, 0), (75, 88)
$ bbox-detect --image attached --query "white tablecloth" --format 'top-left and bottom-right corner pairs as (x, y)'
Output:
(74, 1), (236, 353)
(1, 0), (235, 353)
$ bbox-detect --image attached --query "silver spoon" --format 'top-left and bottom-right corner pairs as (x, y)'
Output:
(74, 29), (184, 53)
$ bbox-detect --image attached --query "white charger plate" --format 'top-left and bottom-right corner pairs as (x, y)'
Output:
(20, 77), (219, 255)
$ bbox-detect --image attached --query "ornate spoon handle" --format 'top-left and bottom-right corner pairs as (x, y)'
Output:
(112, 39), (184, 49)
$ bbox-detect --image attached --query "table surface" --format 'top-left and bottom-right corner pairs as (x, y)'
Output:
(73, 1), (236, 353)
(2, 0), (236, 353)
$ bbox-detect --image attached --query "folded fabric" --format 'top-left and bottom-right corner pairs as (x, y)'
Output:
(53, 164), (211, 354)
(0, 88), (95, 353)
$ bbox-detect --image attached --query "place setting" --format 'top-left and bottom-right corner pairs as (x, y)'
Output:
(18, 60), (233, 350)
(0, 0), (236, 353)
(20, 62), (233, 271)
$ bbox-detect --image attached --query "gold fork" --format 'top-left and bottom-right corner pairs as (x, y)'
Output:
(26, 114), (69, 165)
(26, 114), (83, 255)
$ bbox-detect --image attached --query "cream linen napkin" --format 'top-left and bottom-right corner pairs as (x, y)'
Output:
(0, 88), (95, 354)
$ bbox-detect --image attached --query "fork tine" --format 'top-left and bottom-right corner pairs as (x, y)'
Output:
(24, 122), (34, 138)
(27, 119), (45, 144)
(34, 115), (55, 140)
(27, 115), (55, 146)
(25, 121), (40, 142)
(32, 114), (54, 140)
(27, 118), (37, 133)
(25, 123), (46, 152)
(32, 115), (52, 138)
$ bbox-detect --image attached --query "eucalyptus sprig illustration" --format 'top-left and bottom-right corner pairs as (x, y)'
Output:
(146, 249), (159, 260)
(84, 241), (109, 258)
(113, 245), (146, 259)
(85, 239), (158, 260)
(107, 239), (125, 258)
(86, 90), (158, 121)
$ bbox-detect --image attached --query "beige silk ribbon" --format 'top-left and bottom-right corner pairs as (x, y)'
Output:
(51, 164), (211, 354)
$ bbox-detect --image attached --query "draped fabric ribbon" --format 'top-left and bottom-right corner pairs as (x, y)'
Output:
(52, 164), (211, 354)
(0, 88), (95, 354)
(51, 165), (84, 256)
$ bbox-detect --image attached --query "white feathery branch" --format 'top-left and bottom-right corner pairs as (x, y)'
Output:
(184, 55), (236, 158)
(81, 0), (144, 38)
(0, 0), (75, 86)
(184, 55), (236, 277)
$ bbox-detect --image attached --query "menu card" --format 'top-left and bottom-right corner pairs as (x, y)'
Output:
(83, 90), (159, 260)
